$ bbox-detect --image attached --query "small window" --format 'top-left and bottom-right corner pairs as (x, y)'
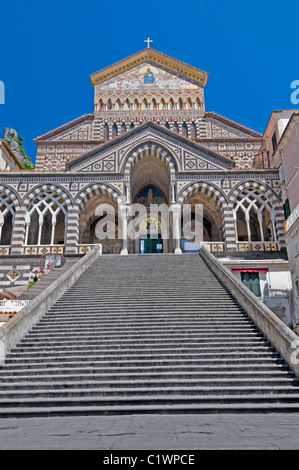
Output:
(241, 272), (261, 297)
(279, 164), (285, 184)
(272, 132), (278, 152)
(284, 199), (291, 220)
(295, 280), (299, 297)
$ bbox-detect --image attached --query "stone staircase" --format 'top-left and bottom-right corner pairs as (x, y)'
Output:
(0, 253), (299, 417)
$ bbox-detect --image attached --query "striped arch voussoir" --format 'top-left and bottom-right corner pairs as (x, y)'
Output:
(123, 143), (177, 179)
(74, 184), (123, 210)
(22, 184), (72, 206)
(228, 181), (279, 207)
(0, 185), (20, 207)
(177, 182), (227, 208)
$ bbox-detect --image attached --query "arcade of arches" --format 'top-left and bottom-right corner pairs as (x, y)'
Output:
(0, 150), (282, 256)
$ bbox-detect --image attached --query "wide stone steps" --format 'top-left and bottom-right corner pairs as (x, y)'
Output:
(0, 376), (296, 391)
(0, 253), (298, 417)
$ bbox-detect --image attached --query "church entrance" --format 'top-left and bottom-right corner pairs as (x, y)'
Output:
(140, 234), (163, 254)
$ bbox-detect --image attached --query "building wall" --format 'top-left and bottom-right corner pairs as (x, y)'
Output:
(282, 122), (299, 211)
(223, 260), (293, 326)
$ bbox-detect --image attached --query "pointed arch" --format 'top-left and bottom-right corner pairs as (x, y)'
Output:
(122, 142), (177, 179)
(191, 122), (197, 139)
(125, 98), (130, 110)
(182, 122), (188, 138)
(173, 122), (179, 133)
(161, 98), (166, 110)
(112, 124), (118, 138)
(103, 124), (109, 140)
(195, 98), (201, 109)
(116, 99), (121, 110)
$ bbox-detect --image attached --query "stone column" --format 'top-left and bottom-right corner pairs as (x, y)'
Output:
(119, 204), (128, 256)
(222, 204), (237, 251)
(64, 206), (80, 255)
(172, 204), (182, 254)
(171, 183), (176, 203)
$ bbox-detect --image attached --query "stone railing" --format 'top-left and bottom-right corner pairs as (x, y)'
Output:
(0, 300), (30, 313)
(200, 245), (299, 378)
(0, 246), (10, 256)
(0, 245), (102, 365)
(75, 244), (102, 255)
(200, 242), (225, 253)
(20, 244), (104, 256)
(236, 242), (280, 252)
(21, 245), (65, 256)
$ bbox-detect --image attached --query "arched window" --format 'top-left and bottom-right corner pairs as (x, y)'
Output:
(152, 98), (157, 110)
(103, 124), (109, 140)
(173, 122), (179, 133)
(107, 99), (112, 110)
(187, 98), (193, 109)
(130, 123), (135, 129)
(182, 122), (188, 138)
(112, 124), (118, 138)
(165, 123), (170, 129)
(233, 189), (277, 243)
(161, 98), (166, 110)
(125, 99), (130, 110)
(0, 193), (15, 246)
(195, 98), (201, 109)
(121, 123), (126, 134)
(25, 191), (68, 246)
(143, 99), (148, 110)
(134, 99), (139, 110)
(98, 99), (104, 111)
(178, 98), (183, 110)
(191, 122), (197, 139)
(116, 99), (121, 110)
(169, 98), (174, 110)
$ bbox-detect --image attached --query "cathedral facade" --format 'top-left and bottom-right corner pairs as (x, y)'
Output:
(0, 48), (285, 259)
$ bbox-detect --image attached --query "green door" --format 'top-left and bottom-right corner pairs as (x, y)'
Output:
(241, 272), (261, 297)
(140, 235), (163, 254)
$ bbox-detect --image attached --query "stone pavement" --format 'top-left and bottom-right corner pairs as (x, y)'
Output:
(0, 413), (299, 450)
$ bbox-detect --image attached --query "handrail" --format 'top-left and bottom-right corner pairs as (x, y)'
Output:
(200, 245), (299, 377)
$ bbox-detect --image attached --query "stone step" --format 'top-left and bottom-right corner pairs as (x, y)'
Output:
(25, 328), (259, 339)
(1, 363), (288, 377)
(2, 393), (299, 411)
(0, 369), (292, 383)
(0, 376), (296, 391)
(0, 253), (296, 417)
(10, 341), (273, 354)
(3, 402), (299, 418)
(3, 355), (282, 368)
(5, 349), (279, 362)
(2, 385), (299, 400)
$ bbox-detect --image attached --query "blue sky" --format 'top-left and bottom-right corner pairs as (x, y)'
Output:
(0, 0), (298, 163)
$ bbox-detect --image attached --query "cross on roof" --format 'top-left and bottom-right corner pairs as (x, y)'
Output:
(144, 37), (153, 48)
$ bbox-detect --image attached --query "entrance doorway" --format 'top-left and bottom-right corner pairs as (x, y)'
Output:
(140, 234), (163, 254)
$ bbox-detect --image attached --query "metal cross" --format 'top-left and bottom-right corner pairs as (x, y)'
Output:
(144, 37), (153, 48)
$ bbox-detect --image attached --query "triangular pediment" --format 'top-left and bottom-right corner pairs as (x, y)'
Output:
(34, 114), (94, 142)
(66, 122), (233, 173)
(90, 48), (209, 88)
